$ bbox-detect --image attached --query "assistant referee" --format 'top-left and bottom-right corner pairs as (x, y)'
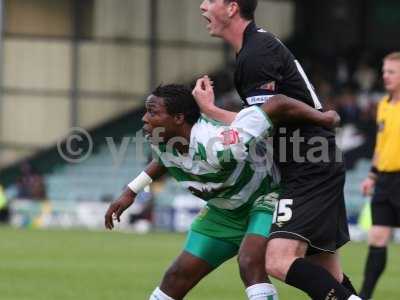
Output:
(360, 52), (400, 299)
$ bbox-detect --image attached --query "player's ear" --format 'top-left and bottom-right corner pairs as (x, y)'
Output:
(174, 113), (185, 125)
(227, 1), (239, 18)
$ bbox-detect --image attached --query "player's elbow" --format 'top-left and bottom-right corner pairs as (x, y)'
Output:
(261, 94), (289, 124)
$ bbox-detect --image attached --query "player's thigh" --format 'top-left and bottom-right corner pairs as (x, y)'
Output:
(238, 234), (267, 267)
(238, 234), (268, 286)
(368, 225), (392, 247)
(266, 237), (308, 261)
(306, 251), (343, 282)
(238, 209), (272, 266)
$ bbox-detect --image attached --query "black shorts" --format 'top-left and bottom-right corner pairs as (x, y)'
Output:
(269, 160), (350, 256)
(371, 172), (400, 227)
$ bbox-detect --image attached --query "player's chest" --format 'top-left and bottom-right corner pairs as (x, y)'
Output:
(161, 151), (222, 175)
(378, 104), (400, 135)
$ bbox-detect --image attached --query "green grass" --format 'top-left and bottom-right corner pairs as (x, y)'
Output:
(0, 226), (399, 299)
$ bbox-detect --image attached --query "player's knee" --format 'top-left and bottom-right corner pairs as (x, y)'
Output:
(265, 241), (300, 280)
(238, 252), (263, 274)
(369, 235), (388, 247)
(265, 249), (286, 279)
(368, 227), (391, 247)
(265, 259), (283, 280)
(162, 264), (188, 287)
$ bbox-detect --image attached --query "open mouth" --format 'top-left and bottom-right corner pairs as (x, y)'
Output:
(142, 126), (151, 137)
(202, 15), (212, 25)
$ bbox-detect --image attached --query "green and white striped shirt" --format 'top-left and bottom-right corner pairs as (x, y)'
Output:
(152, 106), (280, 210)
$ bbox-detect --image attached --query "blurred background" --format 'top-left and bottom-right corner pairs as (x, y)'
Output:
(1, 0), (400, 241)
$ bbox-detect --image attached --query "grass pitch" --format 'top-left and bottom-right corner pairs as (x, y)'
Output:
(1, 226), (399, 299)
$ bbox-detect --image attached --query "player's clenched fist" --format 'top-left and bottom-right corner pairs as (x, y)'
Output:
(360, 177), (375, 197)
(323, 110), (341, 128)
(192, 75), (215, 111)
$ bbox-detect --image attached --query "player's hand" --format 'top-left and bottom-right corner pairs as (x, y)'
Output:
(361, 177), (375, 197)
(192, 75), (215, 112)
(104, 189), (135, 230)
(323, 110), (341, 128)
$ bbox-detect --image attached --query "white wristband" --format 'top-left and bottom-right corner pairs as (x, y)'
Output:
(127, 171), (153, 194)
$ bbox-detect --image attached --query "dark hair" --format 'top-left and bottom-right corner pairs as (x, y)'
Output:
(225, 0), (258, 20)
(152, 84), (200, 125)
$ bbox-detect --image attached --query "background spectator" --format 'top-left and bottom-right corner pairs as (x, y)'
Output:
(16, 163), (47, 201)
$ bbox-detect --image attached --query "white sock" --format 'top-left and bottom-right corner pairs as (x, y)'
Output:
(245, 283), (278, 300)
(149, 287), (175, 300)
(348, 296), (362, 300)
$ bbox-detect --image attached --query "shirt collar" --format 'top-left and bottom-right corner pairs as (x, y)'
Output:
(243, 21), (257, 41)
(238, 21), (257, 55)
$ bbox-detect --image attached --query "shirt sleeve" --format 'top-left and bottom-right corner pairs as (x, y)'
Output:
(241, 41), (283, 106)
(211, 106), (273, 165)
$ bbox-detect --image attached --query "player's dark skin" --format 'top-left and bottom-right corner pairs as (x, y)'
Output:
(105, 94), (340, 299)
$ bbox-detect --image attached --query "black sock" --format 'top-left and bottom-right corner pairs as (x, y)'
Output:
(359, 246), (387, 299)
(342, 273), (358, 295)
(285, 258), (352, 300)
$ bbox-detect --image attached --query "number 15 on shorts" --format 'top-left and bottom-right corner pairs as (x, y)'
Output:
(273, 199), (293, 224)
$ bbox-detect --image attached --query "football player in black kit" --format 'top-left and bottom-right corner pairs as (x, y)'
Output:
(193, 1), (361, 300)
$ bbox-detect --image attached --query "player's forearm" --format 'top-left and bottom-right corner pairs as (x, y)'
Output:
(119, 187), (137, 204)
(105, 161), (165, 229)
(200, 105), (237, 124)
(126, 160), (166, 199)
(145, 159), (167, 180)
(260, 94), (335, 127)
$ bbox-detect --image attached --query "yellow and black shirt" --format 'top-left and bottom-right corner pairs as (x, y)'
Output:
(375, 95), (400, 172)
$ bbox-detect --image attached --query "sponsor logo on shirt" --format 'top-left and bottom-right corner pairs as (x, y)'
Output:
(259, 81), (276, 92)
(220, 129), (240, 145)
(246, 95), (274, 105)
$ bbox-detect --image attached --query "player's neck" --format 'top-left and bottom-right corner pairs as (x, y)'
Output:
(222, 19), (251, 53)
(390, 90), (400, 103)
(174, 124), (193, 154)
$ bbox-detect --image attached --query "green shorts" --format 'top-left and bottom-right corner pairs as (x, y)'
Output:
(184, 192), (277, 268)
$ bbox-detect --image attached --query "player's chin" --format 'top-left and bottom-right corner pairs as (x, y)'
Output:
(208, 30), (221, 37)
(206, 27), (218, 37)
(385, 84), (395, 92)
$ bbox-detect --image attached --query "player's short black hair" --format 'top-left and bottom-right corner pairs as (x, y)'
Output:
(225, 0), (258, 20)
(152, 84), (200, 125)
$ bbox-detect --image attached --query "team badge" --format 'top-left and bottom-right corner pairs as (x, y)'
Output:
(220, 129), (240, 145)
(259, 81), (276, 92)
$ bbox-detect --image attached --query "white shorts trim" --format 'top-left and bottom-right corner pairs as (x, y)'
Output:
(268, 230), (336, 254)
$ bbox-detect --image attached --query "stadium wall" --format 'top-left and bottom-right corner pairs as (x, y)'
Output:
(0, 0), (295, 168)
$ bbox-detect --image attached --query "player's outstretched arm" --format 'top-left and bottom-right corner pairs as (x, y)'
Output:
(104, 160), (166, 230)
(192, 75), (339, 128)
(260, 94), (340, 128)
